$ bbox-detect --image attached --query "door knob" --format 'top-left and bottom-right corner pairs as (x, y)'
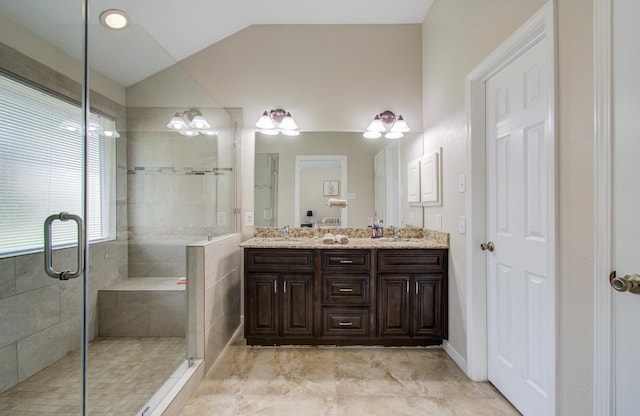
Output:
(609, 271), (640, 294)
(480, 241), (495, 252)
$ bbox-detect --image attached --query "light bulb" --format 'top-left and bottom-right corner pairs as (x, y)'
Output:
(363, 131), (382, 139)
(385, 131), (403, 139)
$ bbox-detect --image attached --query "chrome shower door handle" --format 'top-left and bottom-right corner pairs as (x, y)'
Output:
(44, 212), (85, 280)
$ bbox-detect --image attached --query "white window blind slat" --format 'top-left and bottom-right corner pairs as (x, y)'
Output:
(0, 74), (116, 256)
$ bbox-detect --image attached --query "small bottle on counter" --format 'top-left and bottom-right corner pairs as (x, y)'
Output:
(313, 222), (319, 239)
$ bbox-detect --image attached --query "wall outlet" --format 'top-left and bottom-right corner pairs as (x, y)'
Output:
(245, 212), (254, 227)
(458, 174), (466, 193)
(436, 214), (442, 231)
(217, 212), (228, 226)
(458, 216), (466, 234)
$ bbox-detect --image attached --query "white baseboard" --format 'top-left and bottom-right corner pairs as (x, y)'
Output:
(443, 340), (468, 374)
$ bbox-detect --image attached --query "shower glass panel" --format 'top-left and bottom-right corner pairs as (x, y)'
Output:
(0, 1), (237, 414)
(0, 0), (89, 414)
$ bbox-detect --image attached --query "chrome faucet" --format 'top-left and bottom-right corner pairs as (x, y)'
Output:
(392, 225), (400, 240)
(283, 225), (290, 240)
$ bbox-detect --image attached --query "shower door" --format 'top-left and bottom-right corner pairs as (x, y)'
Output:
(0, 0), (93, 414)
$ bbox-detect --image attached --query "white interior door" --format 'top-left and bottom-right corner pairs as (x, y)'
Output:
(612, 0), (640, 413)
(486, 39), (554, 416)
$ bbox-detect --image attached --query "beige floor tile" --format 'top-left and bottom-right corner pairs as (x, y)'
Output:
(179, 329), (522, 416)
(237, 394), (338, 416)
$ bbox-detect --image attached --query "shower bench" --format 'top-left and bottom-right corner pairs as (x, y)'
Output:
(98, 277), (186, 337)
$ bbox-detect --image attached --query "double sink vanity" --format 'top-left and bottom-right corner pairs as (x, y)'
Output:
(240, 228), (449, 347)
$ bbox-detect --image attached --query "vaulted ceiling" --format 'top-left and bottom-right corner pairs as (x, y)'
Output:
(0, 0), (433, 86)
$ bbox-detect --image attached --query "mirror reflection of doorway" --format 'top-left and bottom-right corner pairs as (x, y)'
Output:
(255, 153), (279, 227)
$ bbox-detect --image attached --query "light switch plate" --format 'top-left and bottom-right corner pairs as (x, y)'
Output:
(458, 216), (466, 234)
(458, 174), (466, 193)
(245, 212), (254, 227)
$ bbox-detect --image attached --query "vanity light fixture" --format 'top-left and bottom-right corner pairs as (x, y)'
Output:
(255, 109), (299, 136)
(99, 9), (129, 31)
(363, 110), (410, 139)
(166, 109), (217, 137)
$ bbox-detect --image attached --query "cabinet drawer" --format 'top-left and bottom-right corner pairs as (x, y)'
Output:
(377, 249), (446, 273)
(322, 308), (370, 337)
(322, 274), (370, 305)
(245, 249), (314, 272)
(322, 250), (371, 272)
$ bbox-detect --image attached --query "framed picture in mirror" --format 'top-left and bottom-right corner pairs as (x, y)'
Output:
(323, 180), (339, 196)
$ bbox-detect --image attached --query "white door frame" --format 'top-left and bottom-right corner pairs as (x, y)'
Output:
(464, 2), (557, 395)
(593, 0), (614, 414)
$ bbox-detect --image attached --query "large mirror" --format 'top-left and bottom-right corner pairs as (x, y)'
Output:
(255, 131), (420, 229)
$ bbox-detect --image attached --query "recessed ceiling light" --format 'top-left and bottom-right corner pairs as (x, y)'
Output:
(100, 9), (129, 30)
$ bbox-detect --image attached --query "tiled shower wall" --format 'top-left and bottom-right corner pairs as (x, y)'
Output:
(186, 234), (242, 373)
(0, 43), (128, 394)
(126, 107), (236, 278)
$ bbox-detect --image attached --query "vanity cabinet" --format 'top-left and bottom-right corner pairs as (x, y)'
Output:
(243, 246), (447, 346)
(245, 249), (314, 343)
(377, 250), (447, 340)
(320, 250), (372, 339)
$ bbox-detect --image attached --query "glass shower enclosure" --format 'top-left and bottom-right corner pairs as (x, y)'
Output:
(0, 1), (236, 414)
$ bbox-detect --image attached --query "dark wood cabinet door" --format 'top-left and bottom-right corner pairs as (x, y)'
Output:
(378, 274), (411, 337)
(246, 273), (278, 337)
(281, 274), (314, 337)
(413, 274), (446, 337)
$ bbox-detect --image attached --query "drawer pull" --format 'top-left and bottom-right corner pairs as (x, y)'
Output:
(339, 260), (354, 264)
(339, 288), (353, 292)
(339, 322), (353, 326)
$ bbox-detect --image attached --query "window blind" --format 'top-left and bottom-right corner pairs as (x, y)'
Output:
(0, 73), (116, 257)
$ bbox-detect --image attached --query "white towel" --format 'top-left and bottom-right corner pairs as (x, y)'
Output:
(335, 234), (349, 244)
(327, 198), (348, 208)
(322, 233), (336, 244)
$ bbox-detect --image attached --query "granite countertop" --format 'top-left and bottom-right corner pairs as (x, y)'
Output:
(239, 237), (448, 249)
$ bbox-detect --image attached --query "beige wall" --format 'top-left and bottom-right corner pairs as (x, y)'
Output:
(181, 24), (423, 132)
(556, 0), (594, 414)
(422, 0), (594, 414)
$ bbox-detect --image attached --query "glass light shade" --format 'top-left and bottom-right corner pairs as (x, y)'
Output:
(390, 116), (410, 133)
(281, 129), (300, 136)
(279, 113), (298, 130)
(189, 115), (210, 129)
(179, 130), (199, 137)
(363, 131), (382, 139)
(385, 131), (404, 139)
(104, 130), (120, 138)
(256, 111), (276, 129)
(259, 129), (279, 136)
(167, 115), (188, 130)
(201, 130), (217, 136)
(366, 115), (386, 133)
